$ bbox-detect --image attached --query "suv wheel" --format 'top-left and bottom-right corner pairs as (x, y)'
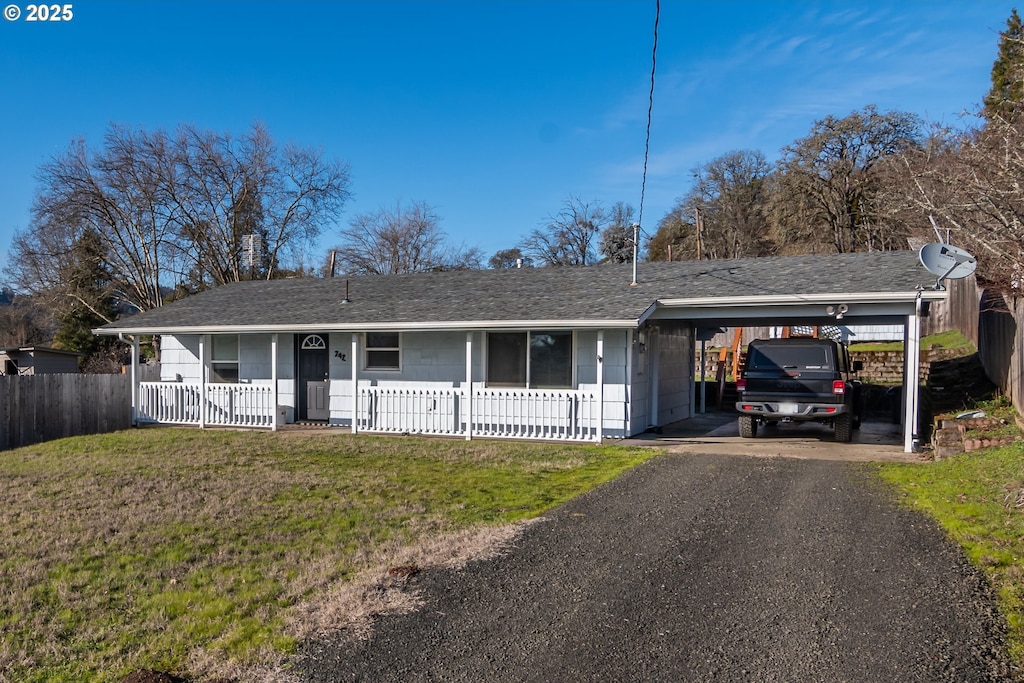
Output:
(835, 412), (853, 442)
(738, 415), (758, 438)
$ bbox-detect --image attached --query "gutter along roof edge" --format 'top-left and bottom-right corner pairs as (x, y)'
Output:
(94, 319), (643, 336)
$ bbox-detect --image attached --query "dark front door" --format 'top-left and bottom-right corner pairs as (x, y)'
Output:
(297, 334), (330, 421)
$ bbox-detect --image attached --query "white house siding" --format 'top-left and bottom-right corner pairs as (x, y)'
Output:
(326, 331), (476, 427)
(160, 335), (201, 382)
(323, 330), (633, 438)
(629, 329), (649, 435)
(628, 323), (693, 434)
(159, 334), (297, 421)
(654, 323), (693, 426)
(577, 329), (631, 438)
(841, 324), (905, 342)
(160, 330), (637, 438)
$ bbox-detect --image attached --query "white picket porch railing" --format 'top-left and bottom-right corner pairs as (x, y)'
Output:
(471, 388), (599, 441)
(357, 386), (460, 435)
(356, 385), (599, 442)
(138, 382), (600, 441)
(138, 382), (275, 428)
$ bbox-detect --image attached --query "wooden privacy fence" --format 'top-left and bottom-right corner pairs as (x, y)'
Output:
(0, 374), (132, 450)
(936, 275), (1024, 416)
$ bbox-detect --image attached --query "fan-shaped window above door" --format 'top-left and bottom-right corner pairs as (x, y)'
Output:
(302, 334), (327, 350)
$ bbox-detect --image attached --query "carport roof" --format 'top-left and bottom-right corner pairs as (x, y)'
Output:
(95, 250), (944, 335)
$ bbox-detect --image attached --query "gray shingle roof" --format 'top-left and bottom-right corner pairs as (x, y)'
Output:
(96, 251), (937, 334)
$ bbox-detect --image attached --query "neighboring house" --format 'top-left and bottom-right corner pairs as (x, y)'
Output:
(0, 347), (82, 375)
(94, 251), (945, 452)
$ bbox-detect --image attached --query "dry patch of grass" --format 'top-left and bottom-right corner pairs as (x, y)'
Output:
(0, 428), (653, 682)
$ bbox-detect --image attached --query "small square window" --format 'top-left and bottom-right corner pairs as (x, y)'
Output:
(366, 332), (401, 370)
(210, 335), (239, 383)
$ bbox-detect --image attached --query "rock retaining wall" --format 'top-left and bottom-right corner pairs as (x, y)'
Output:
(695, 348), (964, 384)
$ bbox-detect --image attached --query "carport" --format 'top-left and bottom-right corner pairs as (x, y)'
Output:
(639, 255), (948, 453)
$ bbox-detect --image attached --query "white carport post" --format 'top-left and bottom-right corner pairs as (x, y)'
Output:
(903, 296), (923, 453)
(465, 332), (474, 440)
(596, 331), (604, 444)
(351, 333), (359, 434)
(271, 334), (278, 432)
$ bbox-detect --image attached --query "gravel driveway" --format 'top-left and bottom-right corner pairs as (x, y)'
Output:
(299, 453), (1014, 682)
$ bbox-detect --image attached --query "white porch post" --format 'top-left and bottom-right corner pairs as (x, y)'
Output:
(465, 332), (473, 441)
(130, 336), (139, 426)
(351, 333), (359, 434)
(596, 331), (605, 444)
(271, 333), (279, 432)
(198, 335), (206, 429)
(903, 300), (922, 453)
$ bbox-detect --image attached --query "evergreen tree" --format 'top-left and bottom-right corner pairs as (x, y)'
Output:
(53, 228), (118, 367)
(984, 8), (1024, 121)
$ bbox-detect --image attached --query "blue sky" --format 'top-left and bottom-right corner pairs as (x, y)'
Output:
(0, 1), (1013, 278)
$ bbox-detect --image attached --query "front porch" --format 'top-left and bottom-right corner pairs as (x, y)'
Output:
(137, 381), (602, 442)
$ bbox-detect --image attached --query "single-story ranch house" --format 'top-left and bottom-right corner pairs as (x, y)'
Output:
(95, 251), (946, 452)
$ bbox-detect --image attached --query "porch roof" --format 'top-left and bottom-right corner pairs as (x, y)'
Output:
(95, 251), (942, 335)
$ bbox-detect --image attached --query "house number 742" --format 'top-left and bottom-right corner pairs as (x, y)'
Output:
(333, 351), (347, 361)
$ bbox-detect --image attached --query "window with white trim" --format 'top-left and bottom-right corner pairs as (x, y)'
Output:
(365, 332), (401, 370)
(210, 334), (239, 383)
(487, 331), (573, 388)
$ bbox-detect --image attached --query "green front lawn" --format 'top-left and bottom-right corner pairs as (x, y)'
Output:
(877, 441), (1024, 668)
(0, 428), (655, 682)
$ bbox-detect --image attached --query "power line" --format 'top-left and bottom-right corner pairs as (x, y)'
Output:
(632, 0), (660, 285)
(637, 0), (660, 232)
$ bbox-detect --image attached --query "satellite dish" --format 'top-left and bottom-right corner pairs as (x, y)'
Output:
(919, 243), (977, 289)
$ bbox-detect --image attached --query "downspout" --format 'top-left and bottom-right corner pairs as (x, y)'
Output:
(118, 333), (139, 427)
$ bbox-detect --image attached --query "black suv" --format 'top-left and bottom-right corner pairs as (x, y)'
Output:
(735, 338), (863, 442)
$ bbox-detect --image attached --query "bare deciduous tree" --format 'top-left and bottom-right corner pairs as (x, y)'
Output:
(897, 115), (1024, 291)
(5, 123), (352, 317)
(771, 106), (923, 254)
(521, 196), (607, 267)
(645, 209), (695, 261)
(331, 201), (481, 275)
(489, 247), (527, 269)
(683, 150), (773, 260)
(598, 202), (638, 264)
(0, 292), (51, 348)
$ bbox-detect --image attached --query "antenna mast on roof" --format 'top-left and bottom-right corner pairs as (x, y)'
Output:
(632, 0), (660, 286)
